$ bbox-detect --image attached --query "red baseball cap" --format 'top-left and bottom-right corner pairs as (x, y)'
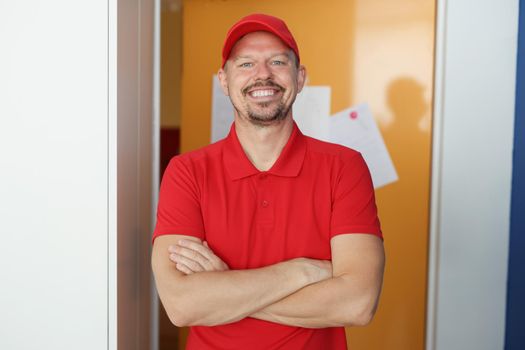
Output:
(221, 13), (300, 68)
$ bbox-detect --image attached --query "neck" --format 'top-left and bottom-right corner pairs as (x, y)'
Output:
(235, 117), (294, 171)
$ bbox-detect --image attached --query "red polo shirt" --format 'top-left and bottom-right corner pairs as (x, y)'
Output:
(153, 122), (382, 350)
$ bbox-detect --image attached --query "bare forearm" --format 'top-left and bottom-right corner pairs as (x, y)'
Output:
(154, 258), (321, 327)
(251, 235), (385, 329)
(251, 274), (381, 328)
(152, 235), (385, 329)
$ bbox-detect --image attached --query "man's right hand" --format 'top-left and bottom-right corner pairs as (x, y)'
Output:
(168, 239), (230, 274)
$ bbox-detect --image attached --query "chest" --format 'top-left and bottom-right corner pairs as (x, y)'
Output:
(200, 172), (334, 269)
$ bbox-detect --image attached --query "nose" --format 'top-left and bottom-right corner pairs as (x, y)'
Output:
(254, 62), (273, 81)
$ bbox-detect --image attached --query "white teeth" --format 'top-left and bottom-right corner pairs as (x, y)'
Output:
(251, 90), (275, 97)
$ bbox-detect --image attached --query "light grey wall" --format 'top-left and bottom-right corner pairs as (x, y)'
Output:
(0, 1), (109, 349)
(0, 1), (157, 349)
(427, 1), (519, 349)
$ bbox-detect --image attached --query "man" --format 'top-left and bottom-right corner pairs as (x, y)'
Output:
(152, 13), (385, 350)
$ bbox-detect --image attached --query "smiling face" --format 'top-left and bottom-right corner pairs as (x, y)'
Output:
(218, 31), (306, 127)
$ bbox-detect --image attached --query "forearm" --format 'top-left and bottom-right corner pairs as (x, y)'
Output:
(251, 274), (381, 328)
(153, 234), (383, 329)
(154, 257), (318, 327)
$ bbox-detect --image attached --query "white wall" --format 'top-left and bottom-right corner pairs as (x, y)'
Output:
(0, 1), (109, 349)
(427, 1), (519, 349)
(0, 1), (157, 349)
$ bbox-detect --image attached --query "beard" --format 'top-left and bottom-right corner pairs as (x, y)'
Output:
(246, 100), (289, 126)
(235, 80), (292, 127)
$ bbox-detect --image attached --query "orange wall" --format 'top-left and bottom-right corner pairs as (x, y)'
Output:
(161, 4), (182, 128)
(179, 0), (435, 348)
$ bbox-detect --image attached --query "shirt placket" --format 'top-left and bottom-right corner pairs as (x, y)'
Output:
(255, 172), (273, 224)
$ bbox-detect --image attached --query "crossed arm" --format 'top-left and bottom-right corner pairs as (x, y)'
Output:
(152, 233), (385, 328)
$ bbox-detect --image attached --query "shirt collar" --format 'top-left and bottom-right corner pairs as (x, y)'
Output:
(223, 121), (307, 180)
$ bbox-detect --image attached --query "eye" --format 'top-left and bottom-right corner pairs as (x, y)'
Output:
(239, 62), (253, 68)
(271, 60), (285, 66)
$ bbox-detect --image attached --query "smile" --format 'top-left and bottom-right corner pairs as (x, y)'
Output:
(249, 89), (276, 97)
(243, 81), (284, 99)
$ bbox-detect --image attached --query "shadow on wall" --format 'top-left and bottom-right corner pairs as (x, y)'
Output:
(385, 77), (430, 179)
(362, 76), (431, 347)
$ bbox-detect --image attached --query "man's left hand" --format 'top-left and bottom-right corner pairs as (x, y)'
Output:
(168, 240), (229, 274)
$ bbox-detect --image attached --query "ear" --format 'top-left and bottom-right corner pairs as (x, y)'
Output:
(217, 68), (229, 96)
(296, 65), (307, 94)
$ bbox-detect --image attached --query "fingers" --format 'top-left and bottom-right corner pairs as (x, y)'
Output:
(168, 239), (229, 273)
(169, 251), (206, 272)
(181, 240), (229, 271)
(174, 262), (194, 275)
(179, 239), (215, 262)
(169, 245), (213, 271)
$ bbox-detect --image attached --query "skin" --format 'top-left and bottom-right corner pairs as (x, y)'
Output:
(153, 234), (333, 327)
(217, 31), (306, 171)
(166, 235), (384, 328)
(151, 31), (385, 328)
(219, 32), (304, 128)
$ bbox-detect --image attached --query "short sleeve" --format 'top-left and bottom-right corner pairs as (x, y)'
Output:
(152, 157), (205, 243)
(330, 153), (383, 239)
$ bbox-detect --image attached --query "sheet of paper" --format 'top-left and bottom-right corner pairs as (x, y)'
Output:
(211, 75), (235, 143)
(328, 103), (398, 188)
(293, 86), (331, 141)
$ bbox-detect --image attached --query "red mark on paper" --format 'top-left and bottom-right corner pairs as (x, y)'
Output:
(350, 111), (358, 120)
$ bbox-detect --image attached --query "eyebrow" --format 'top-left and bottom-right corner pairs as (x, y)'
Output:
(232, 52), (291, 62)
(232, 55), (254, 61)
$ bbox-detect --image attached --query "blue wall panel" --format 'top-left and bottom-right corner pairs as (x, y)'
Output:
(505, 0), (525, 349)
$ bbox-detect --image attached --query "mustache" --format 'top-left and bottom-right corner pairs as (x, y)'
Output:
(242, 81), (284, 95)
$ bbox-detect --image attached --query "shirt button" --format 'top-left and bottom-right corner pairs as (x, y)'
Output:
(261, 200), (269, 207)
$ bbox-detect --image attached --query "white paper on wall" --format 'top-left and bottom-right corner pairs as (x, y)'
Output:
(292, 86), (331, 141)
(328, 103), (398, 188)
(211, 75), (235, 143)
